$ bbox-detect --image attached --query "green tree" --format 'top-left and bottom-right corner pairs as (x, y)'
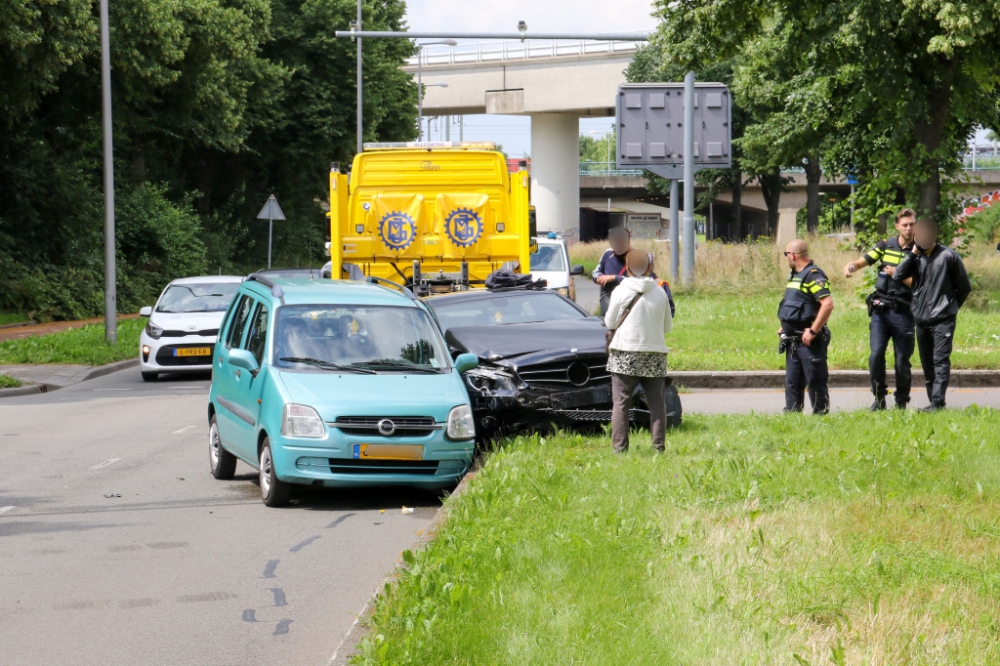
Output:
(649, 0), (1000, 243)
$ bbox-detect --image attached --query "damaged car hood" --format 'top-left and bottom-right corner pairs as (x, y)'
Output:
(445, 318), (607, 363)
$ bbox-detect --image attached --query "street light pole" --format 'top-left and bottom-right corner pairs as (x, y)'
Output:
(356, 0), (363, 154)
(416, 40), (457, 141)
(682, 70), (695, 285)
(99, 0), (116, 344)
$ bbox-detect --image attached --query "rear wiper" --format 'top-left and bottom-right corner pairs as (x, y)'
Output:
(279, 357), (376, 374)
(352, 360), (441, 374)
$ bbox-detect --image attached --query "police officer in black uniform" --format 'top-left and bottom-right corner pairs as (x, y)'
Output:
(778, 239), (835, 414)
(843, 208), (916, 410)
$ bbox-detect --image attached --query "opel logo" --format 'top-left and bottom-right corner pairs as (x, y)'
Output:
(377, 419), (396, 436)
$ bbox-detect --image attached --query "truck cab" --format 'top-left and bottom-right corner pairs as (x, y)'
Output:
(328, 142), (536, 296)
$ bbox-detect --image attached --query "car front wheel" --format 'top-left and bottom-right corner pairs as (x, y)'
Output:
(209, 415), (236, 480)
(259, 439), (290, 507)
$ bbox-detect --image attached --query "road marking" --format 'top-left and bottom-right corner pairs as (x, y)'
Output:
(327, 513), (355, 529)
(93, 388), (131, 392)
(91, 458), (121, 469)
(172, 425), (197, 434)
(0, 506), (15, 515)
(289, 535), (321, 553)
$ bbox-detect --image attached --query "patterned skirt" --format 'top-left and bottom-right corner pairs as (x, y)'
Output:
(606, 349), (668, 378)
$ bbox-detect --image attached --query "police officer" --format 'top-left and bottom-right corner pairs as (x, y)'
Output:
(778, 239), (835, 414)
(843, 208), (916, 410)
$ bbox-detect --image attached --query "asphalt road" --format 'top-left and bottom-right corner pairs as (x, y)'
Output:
(0, 368), (443, 666)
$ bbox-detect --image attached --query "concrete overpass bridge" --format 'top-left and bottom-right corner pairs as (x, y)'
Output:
(405, 39), (639, 234)
(579, 167), (1000, 242)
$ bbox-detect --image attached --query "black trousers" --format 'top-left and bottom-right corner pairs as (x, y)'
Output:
(869, 307), (915, 405)
(915, 317), (956, 407)
(785, 332), (830, 414)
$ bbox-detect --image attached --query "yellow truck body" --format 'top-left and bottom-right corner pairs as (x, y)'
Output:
(329, 143), (533, 290)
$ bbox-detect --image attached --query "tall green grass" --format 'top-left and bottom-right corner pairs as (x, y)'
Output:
(355, 409), (1000, 665)
(0, 318), (144, 366)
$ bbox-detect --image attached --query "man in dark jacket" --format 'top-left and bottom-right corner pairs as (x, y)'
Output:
(592, 227), (632, 315)
(894, 219), (972, 411)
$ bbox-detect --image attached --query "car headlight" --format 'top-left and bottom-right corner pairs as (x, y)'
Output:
(145, 322), (163, 340)
(464, 367), (517, 393)
(446, 405), (475, 440)
(281, 404), (325, 438)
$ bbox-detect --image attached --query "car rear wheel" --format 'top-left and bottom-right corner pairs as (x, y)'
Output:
(209, 415), (236, 480)
(259, 439), (290, 507)
(141, 371), (158, 382)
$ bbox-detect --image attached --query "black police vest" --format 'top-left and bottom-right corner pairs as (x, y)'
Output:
(872, 237), (913, 303)
(778, 264), (823, 327)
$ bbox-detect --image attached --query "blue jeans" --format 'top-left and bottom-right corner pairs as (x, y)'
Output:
(869, 307), (915, 406)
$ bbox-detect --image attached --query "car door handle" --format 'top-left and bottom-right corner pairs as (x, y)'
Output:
(235, 369), (241, 379)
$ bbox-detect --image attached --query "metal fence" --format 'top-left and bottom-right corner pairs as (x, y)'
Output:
(579, 162), (645, 177)
(409, 39), (641, 67)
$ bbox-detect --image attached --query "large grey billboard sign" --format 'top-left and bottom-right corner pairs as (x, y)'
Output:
(615, 83), (732, 180)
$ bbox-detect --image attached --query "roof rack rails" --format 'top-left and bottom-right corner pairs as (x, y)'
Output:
(247, 273), (285, 301)
(366, 276), (417, 300)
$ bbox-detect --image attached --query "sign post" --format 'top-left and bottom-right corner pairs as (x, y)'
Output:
(257, 195), (286, 269)
(616, 80), (732, 284)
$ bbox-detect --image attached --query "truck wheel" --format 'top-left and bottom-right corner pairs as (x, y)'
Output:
(259, 439), (290, 507)
(209, 415), (236, 480)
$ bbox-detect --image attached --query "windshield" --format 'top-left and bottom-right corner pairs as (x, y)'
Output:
(274, 305), (450, 372)
(155, 283), (240, 313)
(430, 293), (585, 329)
(529, 244), (567, 272)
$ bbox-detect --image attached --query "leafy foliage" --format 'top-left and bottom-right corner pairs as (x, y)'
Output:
(0, 0), (415, 320)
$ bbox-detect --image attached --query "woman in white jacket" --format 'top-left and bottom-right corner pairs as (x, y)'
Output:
(604, 250), (673, 452)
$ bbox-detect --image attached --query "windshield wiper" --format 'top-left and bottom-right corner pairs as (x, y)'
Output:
(351, 360), (441, 374)
(279, 357), (376, 374)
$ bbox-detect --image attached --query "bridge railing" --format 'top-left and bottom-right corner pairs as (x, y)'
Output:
(410, 39), (641, 67)
(579, 162), (645, 177)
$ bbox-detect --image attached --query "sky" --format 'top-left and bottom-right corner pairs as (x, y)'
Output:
(404, 0), (658, 157)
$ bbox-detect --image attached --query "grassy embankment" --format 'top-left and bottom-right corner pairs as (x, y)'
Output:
(571, 238), (1000, 371)
(0, 318), (144, 366)
(0, 312), (30, 326)
(355, 408), (1000, 665)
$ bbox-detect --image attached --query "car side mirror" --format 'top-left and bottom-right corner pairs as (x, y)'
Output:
(570, 264), (585, 275)
(139, 306), (152, 317)
(454, 353), (479, 374)
(227, 349), (260, 375)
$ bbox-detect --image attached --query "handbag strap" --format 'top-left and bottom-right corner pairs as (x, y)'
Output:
(612, 292), (643, 330)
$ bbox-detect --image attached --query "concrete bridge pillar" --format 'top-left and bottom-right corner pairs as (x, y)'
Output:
(530, 114), (580, 234)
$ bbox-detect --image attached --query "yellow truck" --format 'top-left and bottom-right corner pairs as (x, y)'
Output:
(328, 142), (535, 294)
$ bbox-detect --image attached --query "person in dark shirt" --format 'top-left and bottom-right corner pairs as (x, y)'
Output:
(843, 208), (916, 410)
(893, 219), (972, 411)
(592, 227), (632, 315)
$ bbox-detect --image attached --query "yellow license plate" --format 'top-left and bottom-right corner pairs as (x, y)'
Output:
(352, 444), (423, 461)
(175, 347), (211, 357)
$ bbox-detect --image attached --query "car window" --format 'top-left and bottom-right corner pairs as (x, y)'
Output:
(245, 303), (269, 365)
(155, 282), (240, 313)
(430, 293), (584, 329)
(529, 244), (567, 272)
(274, 305), (450, 372)
(226, 295), (254, 349)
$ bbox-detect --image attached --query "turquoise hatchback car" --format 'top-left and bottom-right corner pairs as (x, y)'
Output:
(207, 275), (479, 507)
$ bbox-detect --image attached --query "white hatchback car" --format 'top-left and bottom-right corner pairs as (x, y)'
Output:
(138, 276), (244, 381)
(529, 237), (585, 301)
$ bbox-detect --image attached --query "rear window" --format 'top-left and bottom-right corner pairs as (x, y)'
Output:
(430, 293), (584, 329)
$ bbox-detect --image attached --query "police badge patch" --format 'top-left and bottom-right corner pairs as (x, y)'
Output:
(378, 211), (416, 251)
(444, 207), (483, 248)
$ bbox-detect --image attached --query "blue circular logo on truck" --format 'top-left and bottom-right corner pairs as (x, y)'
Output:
(378, 212), (416, 251)
(444, 208), (483, 248)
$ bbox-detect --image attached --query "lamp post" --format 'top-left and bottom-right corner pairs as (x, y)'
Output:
(349, 8), (362, 154)
(416, 40), (456, 140)
(419, 83), (449, 140)
(99, 0), (116, 344)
